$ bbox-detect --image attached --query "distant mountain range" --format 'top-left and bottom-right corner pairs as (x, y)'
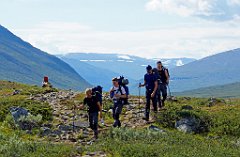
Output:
(170, 48), (240, 92)
(58, 53), (195, 92)
(0, 25), (90, 90)
(59, 57), (121, 90)
(58, 53), (196, 80)
(175, 82), (240, 98)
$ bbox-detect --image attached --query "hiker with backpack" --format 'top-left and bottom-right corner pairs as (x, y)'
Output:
(79, 88), (102, 139)
(92, 86), (105, 125)
(153, 61), (170, 109)
(139, 65), (158, 121)
(110, 77), (128, 127)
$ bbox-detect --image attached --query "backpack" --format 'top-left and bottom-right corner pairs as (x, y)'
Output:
(163, 66), (170, 78)
(153, 66), (170, 83)
(92, 86), (103, 104)
(119, 85), (129, 105)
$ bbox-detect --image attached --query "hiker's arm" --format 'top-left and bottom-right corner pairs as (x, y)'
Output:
(154, 80), (158, 94)
(117, 94), (127, 99)
(78, 99), (86, 110)
(78, 104), (85, 110)
(151, 81), (158, 98)
(139, 80), (146, 87)
(165, 70), (170, 84)
(97, 102), (102, 118)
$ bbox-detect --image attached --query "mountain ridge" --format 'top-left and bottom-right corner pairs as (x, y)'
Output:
(0, 25), (91, 90)
(170, 48), (240, 92)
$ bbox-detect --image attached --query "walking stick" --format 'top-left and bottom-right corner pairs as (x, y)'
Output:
(138, 83), (142, 111)
(167, 84), (172, 98)
(72, 103), (76, 133)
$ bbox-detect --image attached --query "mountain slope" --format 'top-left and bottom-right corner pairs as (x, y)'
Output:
(59, 53), (196, 80)
(0, 25), (90, 90)
(170, 48), (240, 92)
(175, 82), (240, 98)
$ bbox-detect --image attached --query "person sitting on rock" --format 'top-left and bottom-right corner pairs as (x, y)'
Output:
(42, 76), (52, 88)
(139, 65), (158, 121)
(110, 77), (127, 127)
(79, 88), (102, 139)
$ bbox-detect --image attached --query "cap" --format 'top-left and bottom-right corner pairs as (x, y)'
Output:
(112, 77), (118, 81)
(157, 61), (162, 64)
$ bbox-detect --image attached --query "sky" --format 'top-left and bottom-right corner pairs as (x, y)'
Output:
(1, 0), (240, 59)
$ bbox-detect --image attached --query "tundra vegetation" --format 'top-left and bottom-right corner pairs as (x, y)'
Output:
(0, 81), (240, 157)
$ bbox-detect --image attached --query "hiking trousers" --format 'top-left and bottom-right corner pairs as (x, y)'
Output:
(157, 83), (167, 108)
(88, 112), (98, 136)
(145, 90), (157, 120)
(112, 100), (124, 127)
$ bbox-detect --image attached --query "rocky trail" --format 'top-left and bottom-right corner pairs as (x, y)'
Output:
(29, 90), (159, 156)
(13, 89), (209, 157)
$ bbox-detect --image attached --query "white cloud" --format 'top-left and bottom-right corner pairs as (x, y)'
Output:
(145, 0), (240, 21)
(146, 0), (215, 17)
(12, 21), (240, 59)
(228, 0), (240, 5)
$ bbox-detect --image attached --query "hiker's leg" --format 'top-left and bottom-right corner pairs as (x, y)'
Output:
(116, 102), (123, 127)
(88, 113), (94, 130)
(113, 102), (119, 127)
(161, 84), (167, 107)
(152, 96), (157, 113)
(112, 102), (117, 120)
(145, 91), (151, 121)
(93, 112), (99, 138)
(157, 84), (162, 108)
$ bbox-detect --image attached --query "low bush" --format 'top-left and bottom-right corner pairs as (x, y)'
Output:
(87, 128), (240, 157)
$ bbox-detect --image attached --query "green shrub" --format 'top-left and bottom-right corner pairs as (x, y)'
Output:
(87, 128), (240, 157)
(0, 132), (77, 157)
(0, 97), (52, 122)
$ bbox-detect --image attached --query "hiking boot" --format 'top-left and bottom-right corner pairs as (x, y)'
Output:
(113, 121), (118, 128)
(161, 100), (165, 107)
(142, 117), (149, 121)
(94, 134), (98, 140)
(118, 121), (121, 128)
(94, 131), (98, 139)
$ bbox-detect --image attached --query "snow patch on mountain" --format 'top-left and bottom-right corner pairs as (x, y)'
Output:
(176, 60), (184, 66)
(89, 60), (106, 62)
(118, 55), (131, 60)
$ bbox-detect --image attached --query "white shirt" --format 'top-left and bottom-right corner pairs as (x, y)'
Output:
(111, 86), (126, 100)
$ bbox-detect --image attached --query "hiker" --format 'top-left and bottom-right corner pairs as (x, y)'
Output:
(42, 76), (52, 88)
(110, 77), (127, 127)
(139, 65), (158, 121)
(79, 88), (102, 139)
(153, 61), (170, 109)
(92, 86), (105, 125)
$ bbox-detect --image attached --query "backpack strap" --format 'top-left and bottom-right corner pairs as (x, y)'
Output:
(118, 86), (123, 95)
(162, 66), (168, 76)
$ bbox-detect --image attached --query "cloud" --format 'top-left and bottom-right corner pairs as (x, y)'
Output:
(145, 0), (240, 21)
(12, 21), (240, 59)
(228, 0), (240, 5)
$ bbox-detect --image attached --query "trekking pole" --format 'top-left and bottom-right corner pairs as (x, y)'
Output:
(138, 83), (141, 109)
(167, 84), (172, 98)
(72, 103), (76, 133)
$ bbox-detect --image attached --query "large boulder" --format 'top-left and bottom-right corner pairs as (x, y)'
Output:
(149, 125), (165, 133)
(9, 107), (29, 122)
(9, 107), (40, 130)
(175, 117), (199, 133)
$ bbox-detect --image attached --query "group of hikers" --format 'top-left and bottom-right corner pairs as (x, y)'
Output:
(78, 61), (169, 139)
